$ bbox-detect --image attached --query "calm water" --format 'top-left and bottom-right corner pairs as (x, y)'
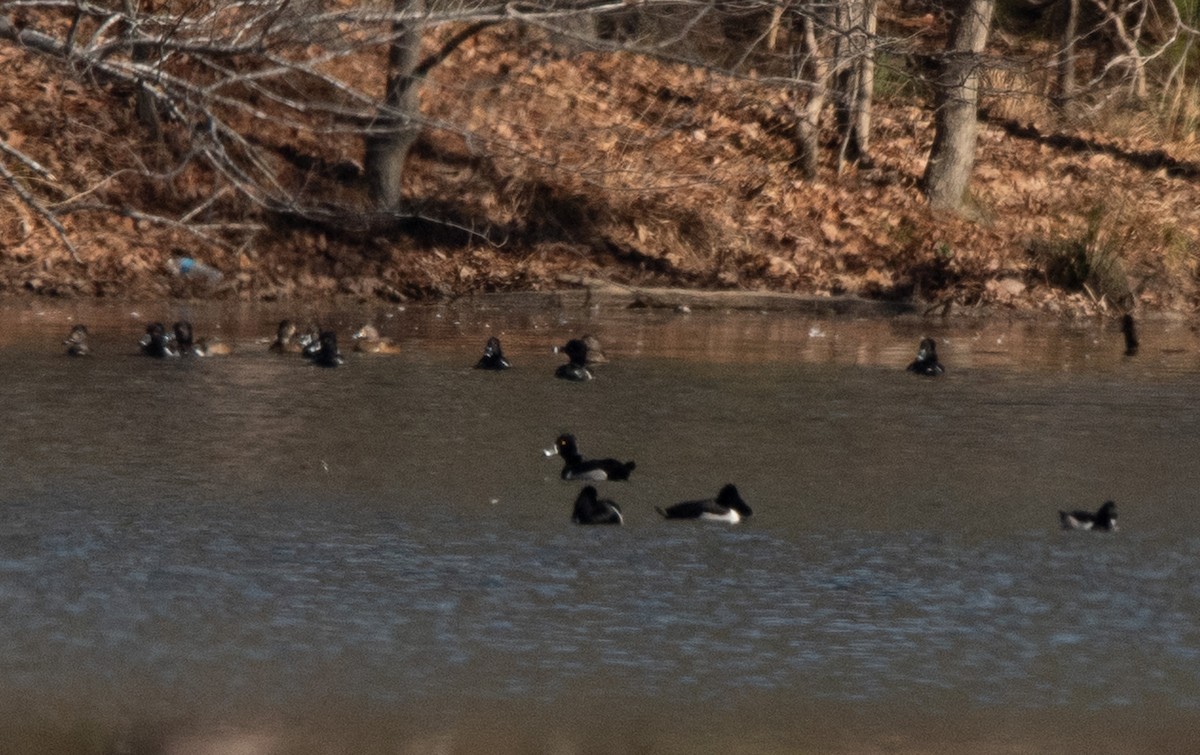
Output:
(1, 299), (1199, 752)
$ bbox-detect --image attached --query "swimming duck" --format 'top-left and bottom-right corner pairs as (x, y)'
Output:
(311, 330), (344, 367)
(571, 485), (623, 525)
(476, 336), (511, 370)
(352, 324), (402, 354)
(300, 326), (323, 360)
(907, 337), (944, 376)
(269, 319), (304, 354)
(1060, 500), (1118, 532)
(140, 322), (178, 358)
(171, 321), (231, 357)
(656, 484), (753, 523)
(1121, 314), (1139, 357)
(554, 338), (593, 381)
(547, 433), (636, 481)
(64, 324), (90, 356)
(195, 337), (232, 356)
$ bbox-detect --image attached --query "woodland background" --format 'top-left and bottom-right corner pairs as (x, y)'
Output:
(1, 0), (1199, 316)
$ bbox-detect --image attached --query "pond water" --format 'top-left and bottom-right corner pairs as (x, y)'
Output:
(0, 297), (1199, 752)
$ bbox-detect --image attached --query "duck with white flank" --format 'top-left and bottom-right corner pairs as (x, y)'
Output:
(554, 339), (593, 381)
(546, 433), (636, 481)
(1060, 500), (1118, 532)
(476, 336), (511, 370)
(907, 337), (944, 376)
(656, 484), (752, 523)
(311, 330), (344, 367)
(140, 323), (178, 358)
(571, 486), (623, 525)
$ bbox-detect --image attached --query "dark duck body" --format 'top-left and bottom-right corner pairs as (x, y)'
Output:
(1060, 500), (1118, 532)
(64, 324), (90, 356)
(140, 322), (178, 358)
(550, 434), (636, 481)
(311, 330), (344, 367)
(571, 485), (623, 525)
(476, 336), (511, 370)
(555, 338), (593, 381)
(656, 484), (752, 523)
(907, 337), (944, 376)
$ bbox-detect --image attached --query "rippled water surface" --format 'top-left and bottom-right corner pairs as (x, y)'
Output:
(1, 298), (1199, 751)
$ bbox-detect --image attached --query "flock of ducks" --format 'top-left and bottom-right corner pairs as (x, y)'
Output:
(546, 432), (752, 525)
(60, 313), (1135, 532)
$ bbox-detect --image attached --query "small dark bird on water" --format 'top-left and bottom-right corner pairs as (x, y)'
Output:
(907, 337), (944, 376)
(547, 433), (636, 481)
(1121, 314), (1139, 357)
(64, 324), (90, 356)
(311, 330), (344, 367)
(1059, 500), (1118, 532)
(656, 484), (753, 523)
(555, 338), (593, 381)
(476, 336), (511, 370)
(571, 485), (623, 525)
(140, 323), (178, 358)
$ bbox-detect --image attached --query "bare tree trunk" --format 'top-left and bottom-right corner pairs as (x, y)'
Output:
(365, 0), (426, 212)
(922, 0), (995, 212)
(1053, 0), (1079, 109)
(832, 0), (866, 170)
(793, 13), (828, 180)
(856, 0), (877, 155)
(122, 0), (160, 139)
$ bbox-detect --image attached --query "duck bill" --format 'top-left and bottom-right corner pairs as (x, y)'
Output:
(543, 447), (558, 457)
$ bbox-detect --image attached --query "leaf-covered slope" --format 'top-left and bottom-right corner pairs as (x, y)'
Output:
(1, 21), (1198, 314)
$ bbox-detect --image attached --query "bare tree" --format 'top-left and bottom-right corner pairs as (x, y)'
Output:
(923, 0), (996, 212)
(365, 0), (427, 212)
(792, 8), (831, 179)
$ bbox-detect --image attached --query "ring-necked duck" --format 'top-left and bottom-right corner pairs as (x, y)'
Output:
(269, 319), (304, 354)
(907, 337), (944, 376)
(173, 321), (232, 357)
(172, 321), (196, 355)
(476, 336), (511, 370)
(655, 484), (752, 523)
(311, 330), (344, 367)
(301, 329), (322, 360)
(64, 324), (90, 356)
(195, 337), (232, 356)
(547, 434), (636, 481)
(140, 322), (178, 358)
(1121, 314), (1139, 356)
(555, 339), (593, 381)
(1059, 500), (1118, 532)
(353, 324), (402, 354)
(571, 485), (623, 525)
